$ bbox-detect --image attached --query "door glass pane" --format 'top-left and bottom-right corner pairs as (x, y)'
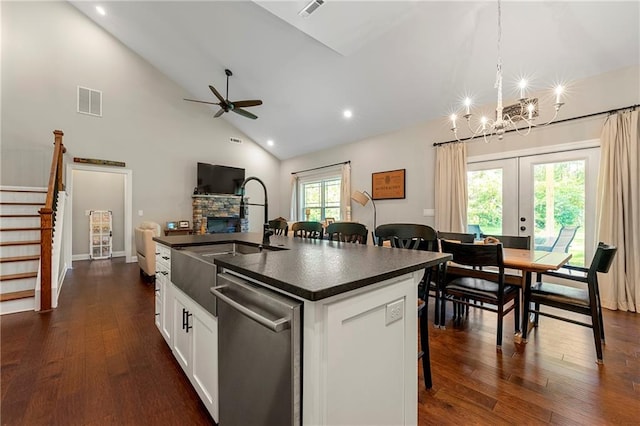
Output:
(532, 160), (585, 266)
(467, 169), (503, 236)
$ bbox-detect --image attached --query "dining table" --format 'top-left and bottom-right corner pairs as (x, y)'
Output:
(443, 247), (573, 341)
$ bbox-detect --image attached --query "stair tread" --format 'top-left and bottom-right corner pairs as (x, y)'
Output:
(0, 240), (40, 247)
(0, 289), (36, 302)
(1, 272), (38, 281)
(0, 255), (40, 263)
(0, 227), (40, 232)
(0, 189), (47, 193)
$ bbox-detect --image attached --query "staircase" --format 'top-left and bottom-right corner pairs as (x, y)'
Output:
(0, 186), (47, 314)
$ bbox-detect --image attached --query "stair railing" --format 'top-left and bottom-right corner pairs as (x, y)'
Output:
(39, 130), (66, 311)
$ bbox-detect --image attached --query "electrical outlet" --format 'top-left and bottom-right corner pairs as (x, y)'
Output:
(385, 299), (404, 326)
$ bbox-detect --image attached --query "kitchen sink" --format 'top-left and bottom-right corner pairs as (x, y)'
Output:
(185, 242), (268, 258)
(171, 242), (286, 317)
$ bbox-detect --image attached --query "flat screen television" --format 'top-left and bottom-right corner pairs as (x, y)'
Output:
(197, 163), (245, 195)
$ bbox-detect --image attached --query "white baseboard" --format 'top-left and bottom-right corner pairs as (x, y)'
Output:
(72, 251), (126, 261)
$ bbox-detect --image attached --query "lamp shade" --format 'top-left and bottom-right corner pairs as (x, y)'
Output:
(351, 190), (369, 206)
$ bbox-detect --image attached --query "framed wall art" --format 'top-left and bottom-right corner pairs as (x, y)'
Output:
(371, 169), (405, 200)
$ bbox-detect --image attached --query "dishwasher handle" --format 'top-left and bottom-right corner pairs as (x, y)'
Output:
(211, 285), (291, 333)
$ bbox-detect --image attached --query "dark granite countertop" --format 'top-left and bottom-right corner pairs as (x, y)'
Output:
(154, 233), (451, 301)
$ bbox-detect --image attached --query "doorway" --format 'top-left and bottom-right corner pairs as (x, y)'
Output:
(467, 142), (600, 266)
(64, 164), (133, 267)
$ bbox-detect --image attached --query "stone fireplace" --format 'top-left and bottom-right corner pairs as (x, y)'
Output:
(192, 194), (249, 235)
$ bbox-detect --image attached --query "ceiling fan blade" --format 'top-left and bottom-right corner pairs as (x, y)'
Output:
(214, 108), (225, 118)
(184, 98), (220, 106)
(230, 99), (263, 108)
(209, 85), (227, 105)
(232, 108), (258, 120)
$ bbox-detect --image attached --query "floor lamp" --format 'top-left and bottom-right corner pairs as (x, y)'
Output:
(352, 190), (377, 243)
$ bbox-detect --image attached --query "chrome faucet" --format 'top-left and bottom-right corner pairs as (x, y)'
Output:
(238, 176), (273, 245)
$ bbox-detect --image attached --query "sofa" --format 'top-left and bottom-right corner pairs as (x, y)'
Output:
(134, 221), (161, 281)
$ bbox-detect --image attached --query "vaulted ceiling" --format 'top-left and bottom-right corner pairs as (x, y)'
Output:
(70, 1), (639, 159)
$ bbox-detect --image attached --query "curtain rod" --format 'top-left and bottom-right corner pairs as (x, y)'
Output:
(291, 160), (350, 175)
(432, 103), (640, 147)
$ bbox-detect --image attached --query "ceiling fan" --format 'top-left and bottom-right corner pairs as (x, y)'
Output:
(184, 69), (262, 120)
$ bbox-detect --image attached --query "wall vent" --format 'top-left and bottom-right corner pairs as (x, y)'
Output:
(77, 86), (102, 117)
(299, 0), (324, 17)
(229, 137), (243, 144)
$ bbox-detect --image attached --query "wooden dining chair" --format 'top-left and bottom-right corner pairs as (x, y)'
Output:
(291, 221), (324, 239)
(268, 219), (288, 236)
(523, 242), (617, 363)
(326, 222), (367, 244)
(440, 240), (521, 350)
(374, 223), (438, 389)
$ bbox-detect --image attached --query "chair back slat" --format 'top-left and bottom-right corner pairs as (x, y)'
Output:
(376, 223), (437, 251)
(441, 240), (504, 268)
(268, 219), (288, 236)
(481, 234), (530, 249)
(592, 242), (617, 274)
(327, 222), (368, 244)
(436, 231), (475, 243)
(291, 221), (324, 239)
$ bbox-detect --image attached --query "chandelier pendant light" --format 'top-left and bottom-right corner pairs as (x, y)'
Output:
(449, 0), (566, 142)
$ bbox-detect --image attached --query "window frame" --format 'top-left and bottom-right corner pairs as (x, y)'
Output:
(298, 174), (342, 222)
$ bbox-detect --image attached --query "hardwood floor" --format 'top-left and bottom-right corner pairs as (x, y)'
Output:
(2, 259), (639, 425)
(1, 259), (213, 425)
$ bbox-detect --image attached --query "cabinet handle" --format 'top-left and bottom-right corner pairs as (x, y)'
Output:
(185, 311), (193, 333)
(182, 308), (186, 330)
(155, 312), (160, 317)
(155, 252), (160, 255)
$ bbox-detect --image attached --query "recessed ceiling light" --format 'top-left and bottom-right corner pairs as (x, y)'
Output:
(267, 140), (274, 146)
(96, 6), (106, 16)
(343, 109), (353, 119)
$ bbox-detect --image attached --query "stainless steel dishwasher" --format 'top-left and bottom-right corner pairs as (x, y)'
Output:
(212, 272), (302, 426)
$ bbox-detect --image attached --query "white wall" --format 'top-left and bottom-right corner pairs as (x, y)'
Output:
(72, 169), (124, 256)
(1, 1), (283, 258)
(280, 66), (640, 235)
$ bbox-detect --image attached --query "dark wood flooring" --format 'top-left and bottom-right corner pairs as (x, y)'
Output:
(2, 259), (639, 425)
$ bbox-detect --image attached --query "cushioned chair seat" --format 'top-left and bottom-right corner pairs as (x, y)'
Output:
(135, 221), (161, 280)
(446, 278), (519, 302)
(530, 282), (589, 307)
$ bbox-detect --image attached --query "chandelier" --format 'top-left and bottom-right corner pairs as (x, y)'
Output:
(449, 0), (566, 142)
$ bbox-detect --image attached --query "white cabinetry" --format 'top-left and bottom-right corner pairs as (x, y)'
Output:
(172, 286), (218, 421)
(301, 273), (418, 426)
(154, 243), (172, 346)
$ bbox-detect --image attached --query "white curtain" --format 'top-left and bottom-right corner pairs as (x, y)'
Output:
(290, 174), (299, 221)
(434, 142), (468, 232)
(596, 109), (639, 312)
(341, 162), (352, 221)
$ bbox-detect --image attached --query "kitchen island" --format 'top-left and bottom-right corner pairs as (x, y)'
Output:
(153, 232), (451, 425)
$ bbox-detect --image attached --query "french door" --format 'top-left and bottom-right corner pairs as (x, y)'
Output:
(467, 147), (600, 266)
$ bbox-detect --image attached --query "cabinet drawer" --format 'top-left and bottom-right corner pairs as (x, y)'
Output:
(156, 243), (171, 268)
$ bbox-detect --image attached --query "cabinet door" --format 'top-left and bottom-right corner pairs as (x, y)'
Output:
(160, 277), (173, 345)
(323, 278), (417, 426)
(191, 305), (218, 421)
(172, 291), (192, 373)
(154, 281), (161, 330)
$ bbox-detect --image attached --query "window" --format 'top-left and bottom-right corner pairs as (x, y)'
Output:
(299, 176), (341, 222)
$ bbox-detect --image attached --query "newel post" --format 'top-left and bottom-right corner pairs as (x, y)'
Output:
(39, 207), (53, 311)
